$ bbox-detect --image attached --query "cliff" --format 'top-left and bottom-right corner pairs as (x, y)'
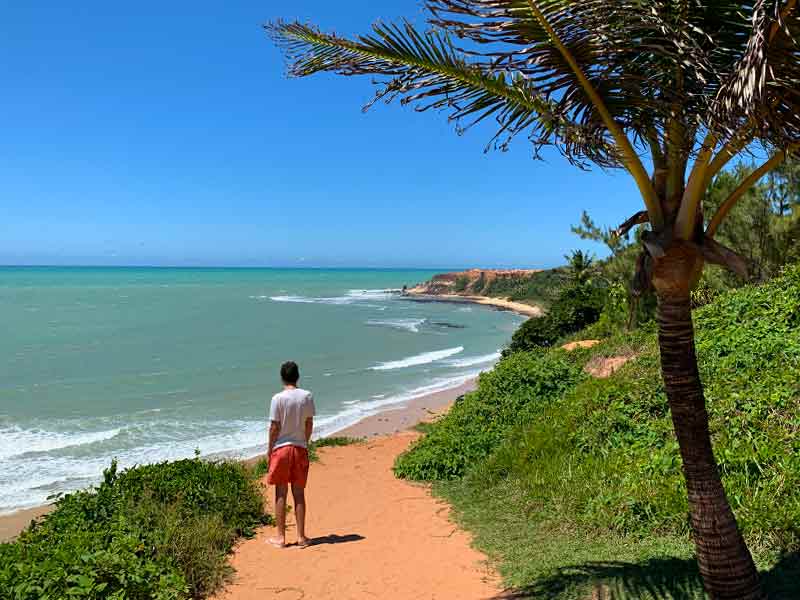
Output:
(407, 268), (542, 297)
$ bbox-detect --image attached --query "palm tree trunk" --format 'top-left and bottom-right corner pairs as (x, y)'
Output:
(656, 295), (766, 600)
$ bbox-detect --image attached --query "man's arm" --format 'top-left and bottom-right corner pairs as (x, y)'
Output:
(268, 421), (281, 457)
(305, 417), (313, 446)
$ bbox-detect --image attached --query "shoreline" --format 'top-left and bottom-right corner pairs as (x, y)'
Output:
(402, 292), (543, 318)
(0, 377), (477, 543)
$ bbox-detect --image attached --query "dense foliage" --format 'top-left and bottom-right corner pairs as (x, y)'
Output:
(393, 349), (583, 479)
(704, 161), (800, 285)
(0, 458), (268, 600)
(482, 268), (569, 308)
(505, 284), (606, 354)
(397, 265), (800, 595)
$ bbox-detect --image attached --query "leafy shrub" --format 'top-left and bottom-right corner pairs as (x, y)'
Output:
(690, 277), (722, 308)
(393, 350), (583, 480)
(0, 458), (268, 600)
(453, 274), (470, 293)
(505, 284), (606, 354)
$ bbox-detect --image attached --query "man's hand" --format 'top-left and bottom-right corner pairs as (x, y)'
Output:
(268, 421), (281, 457)
(305, 417), (313, 445)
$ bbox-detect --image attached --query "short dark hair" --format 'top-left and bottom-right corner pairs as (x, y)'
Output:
(280, 361), (300, 385)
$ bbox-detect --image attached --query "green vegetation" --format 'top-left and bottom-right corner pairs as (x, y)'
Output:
(396, 265), (800, 598)
(453, 274), (470, 293)
(505, 285), (606, 354)
(394, 349), (583, 480)
(0, 458), (269, 600)
(483, 269), (569, 308)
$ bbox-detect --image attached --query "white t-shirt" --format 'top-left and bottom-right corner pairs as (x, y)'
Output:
(269, 387), (315, 450)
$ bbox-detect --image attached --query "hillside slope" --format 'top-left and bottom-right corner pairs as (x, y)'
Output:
(396, 264), (800, 598)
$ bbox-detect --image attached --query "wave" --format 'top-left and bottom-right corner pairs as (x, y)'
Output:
(0, 420), (266, 514)
(371, 346), (464, 371)
(346, 289), (402, 300)
(445, 351), (502, 368)
(366, 318), (426, 333)
(0, 426), (123, 461)
(268, 295), (352, 305)
(266, 289), (402, 307)
(313, 372), (480, 439)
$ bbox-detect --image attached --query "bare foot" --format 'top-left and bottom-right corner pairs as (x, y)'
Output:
(267, 536), (286, 548)
(296, 537), (311, 548)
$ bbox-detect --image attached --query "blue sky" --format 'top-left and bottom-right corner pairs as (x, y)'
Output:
(1, 1), (643, 268)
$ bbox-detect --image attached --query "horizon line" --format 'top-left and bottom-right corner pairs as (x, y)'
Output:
(0, 263), (548, 271)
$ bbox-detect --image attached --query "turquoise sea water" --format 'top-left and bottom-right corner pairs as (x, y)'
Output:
(0, 267), (523, 513)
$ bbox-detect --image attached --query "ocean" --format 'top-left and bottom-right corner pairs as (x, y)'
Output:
(0, 267), (523, 513)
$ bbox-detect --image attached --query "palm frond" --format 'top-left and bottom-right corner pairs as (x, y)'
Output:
(267, 20), (617, 164)
(714, 0), (800, 148)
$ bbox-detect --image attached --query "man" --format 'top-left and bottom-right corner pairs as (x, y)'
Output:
(267, 361), (315, 548)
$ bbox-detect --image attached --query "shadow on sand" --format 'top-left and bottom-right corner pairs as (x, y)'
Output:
(489, 553), (799, 599)
(305, 533), (365, 547)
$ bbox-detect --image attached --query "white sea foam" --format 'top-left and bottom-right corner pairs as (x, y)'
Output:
(445, 351), (502, 368)
(371, 346), (464, 371)
(0, 426), (123, 461)
(366, 318), (426, 333)
(269, 295), (350, 305)
(268, 289), (401, 306)
(312, 372), (481, 439)
(346, 289), (402, 300)
(0, 420), (267, 514)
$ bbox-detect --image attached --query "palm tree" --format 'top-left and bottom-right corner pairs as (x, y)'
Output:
(268, 3), (799, 598)
(565, 249), (595, 286)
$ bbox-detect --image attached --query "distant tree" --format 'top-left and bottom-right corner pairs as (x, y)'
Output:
(767, 159), (800, 216)
(705, 162), (800, 283)
(269, 3), (800, 597)
(564, 249), (595, 286)
(571, 210), (630, 256)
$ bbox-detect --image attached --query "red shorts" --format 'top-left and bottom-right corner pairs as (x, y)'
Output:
(267, 445), (310, 487)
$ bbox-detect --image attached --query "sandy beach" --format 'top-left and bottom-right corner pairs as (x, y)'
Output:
(404, 292), (544, 318)
(0, 505), (51, 543)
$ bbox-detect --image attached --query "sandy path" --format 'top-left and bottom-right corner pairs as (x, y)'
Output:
(214, 433), (505, 600)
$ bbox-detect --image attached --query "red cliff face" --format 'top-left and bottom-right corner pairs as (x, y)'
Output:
(410, 269), (541, 297)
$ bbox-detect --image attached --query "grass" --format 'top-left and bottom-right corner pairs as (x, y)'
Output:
(396, 264), (800, 598)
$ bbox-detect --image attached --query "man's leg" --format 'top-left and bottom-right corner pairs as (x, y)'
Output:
(269, 484), (288, 547)
(291, 484), (308, 546)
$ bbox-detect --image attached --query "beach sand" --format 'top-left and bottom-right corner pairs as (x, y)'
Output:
(213, 432), (504, 600)
(0, 378), (477, 543)
(337, 378), (474, 438)
(0, 505), (51, 543)
(404, 292), (544, 318)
